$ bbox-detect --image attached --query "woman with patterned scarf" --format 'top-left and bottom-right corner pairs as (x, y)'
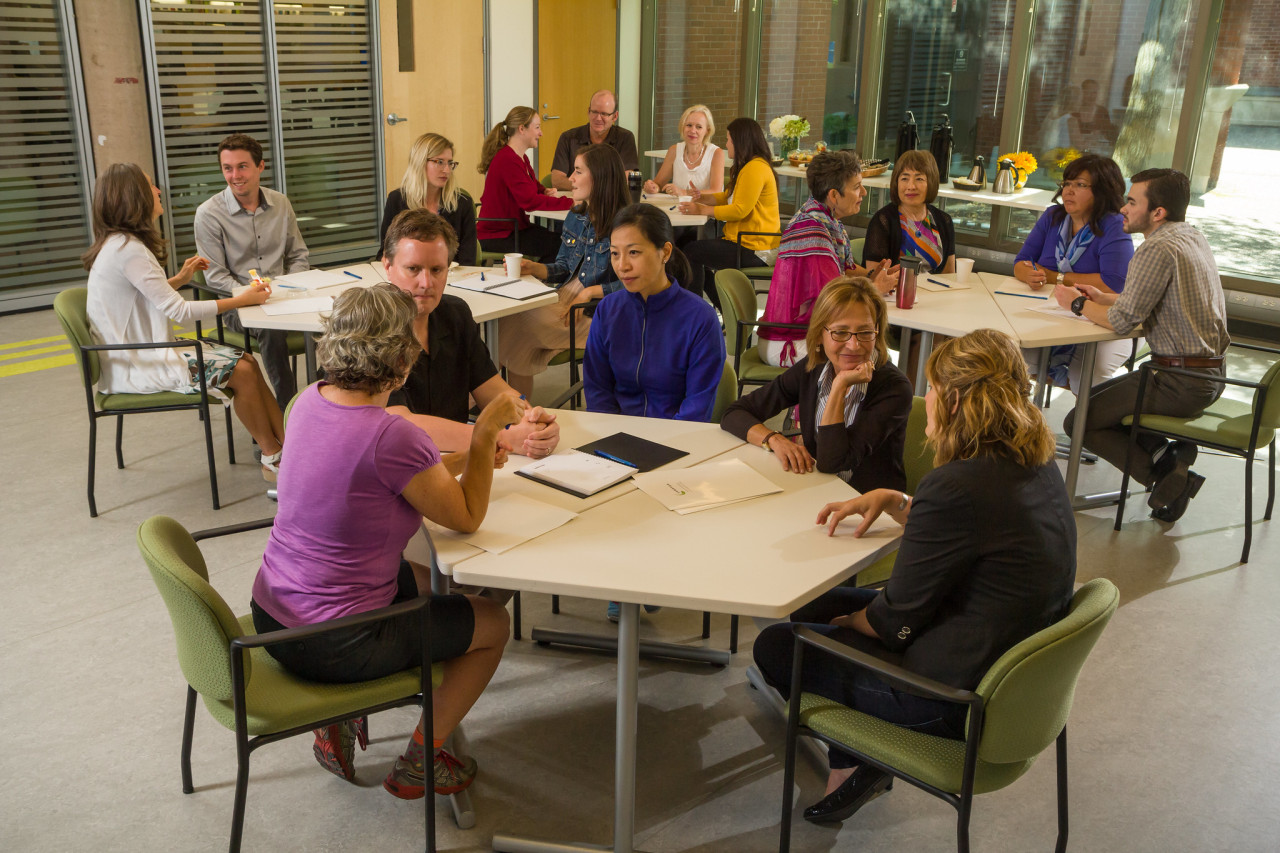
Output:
(1013, 154), (1134, 392)
(758, 151), (897, 367)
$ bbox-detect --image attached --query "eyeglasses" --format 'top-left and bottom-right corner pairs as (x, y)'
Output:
(1058, 180), (1092, 191)
(826, 328), (878, 343)
(428, 158), (459, 170)
(588, 109), (616, 119)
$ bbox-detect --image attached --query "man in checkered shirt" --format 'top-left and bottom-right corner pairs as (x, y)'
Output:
(1054, 168), (1229, 522)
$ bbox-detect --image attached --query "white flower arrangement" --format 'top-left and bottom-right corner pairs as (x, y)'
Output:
(769, 114), (811, 140)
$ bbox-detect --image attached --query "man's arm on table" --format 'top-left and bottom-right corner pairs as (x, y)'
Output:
(387, 373), (559, 459)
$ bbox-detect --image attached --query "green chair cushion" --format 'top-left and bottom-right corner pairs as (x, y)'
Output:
(854, 550), (896, 587)
(799, 692), (1034, 795)
(737, 349), (788, 384)
(198, 613), (443, 736)
(740, 266), (773, 279)
(1122, 396), (1275, 451)
(97, 390), (219, 411)
(548, 348), (586, 367)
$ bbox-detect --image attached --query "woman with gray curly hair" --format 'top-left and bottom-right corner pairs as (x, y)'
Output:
(250, 283), (526, 801)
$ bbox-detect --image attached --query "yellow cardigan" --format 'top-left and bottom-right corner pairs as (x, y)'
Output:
(707, 157), (780, 252)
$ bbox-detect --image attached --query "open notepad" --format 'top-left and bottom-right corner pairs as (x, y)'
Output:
(449, 274), (553, 301)
(632, 457), (783, 514)
(515, 450), (637, 499)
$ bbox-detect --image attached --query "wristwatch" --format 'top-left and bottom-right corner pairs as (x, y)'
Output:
(897, 492), (911, 512)
(760, 430), (782, 452)
(1071, 294), (1087, 316)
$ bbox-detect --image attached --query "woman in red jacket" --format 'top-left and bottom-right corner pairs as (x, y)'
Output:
(477, 106), (573, 263)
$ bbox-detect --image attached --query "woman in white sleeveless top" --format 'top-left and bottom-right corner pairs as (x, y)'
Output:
(644, 104), (726, 195)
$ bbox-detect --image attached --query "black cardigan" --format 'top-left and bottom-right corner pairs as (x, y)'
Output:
(862, 202), (955, 273)
(720, 359), (912, 494)
(376, 188), (477, 265)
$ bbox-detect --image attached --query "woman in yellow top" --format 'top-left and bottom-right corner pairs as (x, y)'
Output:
(679, 117), (780, 300)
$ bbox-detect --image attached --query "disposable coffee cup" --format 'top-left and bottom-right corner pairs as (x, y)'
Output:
(955, 258), (975, 283)
(504, 253), (522, 279)
(678, 195), (693, 204)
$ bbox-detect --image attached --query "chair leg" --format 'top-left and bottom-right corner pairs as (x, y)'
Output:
(512, 591), (522, 641)
(1266, 440), (1276, 520)
(87, 414), (99, 518)
(229, 727), (251, 853)
(551, 594), (560, 614)
(730, 615), (739, 654)
(701, 611), (711, 639)
(956, 792), (972, 853)
(224, 404), (236, 465)
(1243, 450), (1254, 563)
(181, 686), (197, 794)
(1055, 727), (1070, 853)
(115, 414), (125, 469)
(201, 399), (222, 512)
(1113, 446), (1136, 531)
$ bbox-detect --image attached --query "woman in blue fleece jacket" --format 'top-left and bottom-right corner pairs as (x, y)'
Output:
(584, 203), (726, 421)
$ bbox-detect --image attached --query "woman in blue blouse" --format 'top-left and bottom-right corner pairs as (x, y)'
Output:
(584, 203), (726, 421)
(499, 144), (632, 396)
(1013, 153), (1134, 392)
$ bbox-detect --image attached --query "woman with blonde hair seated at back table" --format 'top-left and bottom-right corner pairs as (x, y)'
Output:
(250, 283), (523, 799)
(721, 276), (912, 494)
(644, 104), (726, 196)
(83, 162), (284, 480)
(752, 328), (1075, 825)
(378, 132), (477, 265)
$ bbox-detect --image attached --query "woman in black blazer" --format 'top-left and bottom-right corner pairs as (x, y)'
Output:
(753, 328), (1076, 825)
(377, 132), (477, 264)
(862, 149), (955, 275)
(720, 276), (912, 495)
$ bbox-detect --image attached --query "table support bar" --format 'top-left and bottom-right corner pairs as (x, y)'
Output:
(529, 627), (731, 667)
(492, 837), (615, 853)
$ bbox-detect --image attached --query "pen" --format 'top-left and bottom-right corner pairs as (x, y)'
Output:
(480, 272), (486, 281)
(669, 205), (678, 210)
(506, 395), (528, 429)
(926, 278), (951, 288)
(343, 270), (362, 279)
(594, 450), (638, 468)
(994, 290), (1050, 300)
(1030, 261), (1039, 271)
(274, 283), (305, 290)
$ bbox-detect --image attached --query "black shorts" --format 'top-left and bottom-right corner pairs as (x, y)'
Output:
(250, 560), (475, 684)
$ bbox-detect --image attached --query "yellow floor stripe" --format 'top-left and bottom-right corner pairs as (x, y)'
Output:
(0, 344), (70, 362)
(0, 335), (64, 351)
(0, 353), (77, 378)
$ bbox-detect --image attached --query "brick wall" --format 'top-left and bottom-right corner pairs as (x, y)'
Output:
(759, 0), (832, 145)
(652, 0), (745, 152)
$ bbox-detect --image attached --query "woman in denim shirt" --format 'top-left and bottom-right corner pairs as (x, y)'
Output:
(499, 144), (632, 396)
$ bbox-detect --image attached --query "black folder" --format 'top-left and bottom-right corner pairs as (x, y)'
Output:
(573, 432), (688, 473)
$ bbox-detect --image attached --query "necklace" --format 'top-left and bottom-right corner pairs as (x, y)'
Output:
(682, 144), (705, 167)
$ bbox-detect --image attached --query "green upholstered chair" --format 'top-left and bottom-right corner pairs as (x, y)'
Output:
(137, 515), (443, 853)
(779, 578), (1120, 853)
(545, 298), (600, 410)
(474, 200), (520, 265)
(710, 360), (739, 425)
(188, 272), (307, 379)
(853, 395), (935, 587)
(714, 268), (805, 398)
(1115, 343), (1280, 562)
(53, 287), (236, 517)
(732, 230), (783, 288)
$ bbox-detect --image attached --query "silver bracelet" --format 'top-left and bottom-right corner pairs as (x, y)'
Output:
(897, 492), (911, 512)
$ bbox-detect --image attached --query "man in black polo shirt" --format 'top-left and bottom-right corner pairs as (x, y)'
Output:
(548, 89), (640, 190)
(381, 209), (560, 459)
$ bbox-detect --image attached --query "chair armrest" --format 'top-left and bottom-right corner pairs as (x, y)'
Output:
(550, 380), (586, 410)
(186, 281), (228, 300)
(735, 230), (784, 249)
(81, 339), (205, 353)
(230, 594), (430, 650)
(793, 626), (980, 707)
(191, 517), (276, 541)
(1227, 341), (1280, 356)
(1138, 361), (1263, 391)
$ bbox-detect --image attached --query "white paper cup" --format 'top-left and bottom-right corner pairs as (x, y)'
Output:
(678, 195), (693, 204)
(504, 253), (522, 279)
(955, 258), (975, 283)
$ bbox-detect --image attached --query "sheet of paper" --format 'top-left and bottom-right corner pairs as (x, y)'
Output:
(425, 494), (578, 555)
(1029, 302), (1096, 323)
(271, 268), (353, 289)
(339, 262), (387, 282)
(633, 457), (783, 512)
(519, 450), (636, 496)
(449, 275), (553, 300)
(261, 296), (333, 315)
(917, 275), (972, 292)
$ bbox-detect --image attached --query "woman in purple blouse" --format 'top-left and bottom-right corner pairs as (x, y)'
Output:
(1013, 154), (1135, 392)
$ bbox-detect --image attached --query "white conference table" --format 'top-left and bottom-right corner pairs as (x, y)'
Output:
(452, 437), (900, 853)
(235, 263), (558, 375)
(885, 270), (1136, 505)
(533, 192), (708, 228)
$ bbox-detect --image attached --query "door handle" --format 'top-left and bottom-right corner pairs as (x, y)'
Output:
(543, 115), (560, 120)
(938, 73), (952, 108)
(386, 113), (408, 126)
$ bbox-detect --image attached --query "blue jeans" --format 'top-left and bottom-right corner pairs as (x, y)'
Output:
(753, 586), (966, 769)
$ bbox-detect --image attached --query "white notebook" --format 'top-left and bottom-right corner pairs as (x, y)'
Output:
(633, 457), (782, 513)
(449, 274), (553, 301)
(515, 450), (637, 499)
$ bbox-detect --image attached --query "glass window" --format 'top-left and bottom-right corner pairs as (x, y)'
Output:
(1008, 0), (1202, 243)
(1184, 0), (1280, 280)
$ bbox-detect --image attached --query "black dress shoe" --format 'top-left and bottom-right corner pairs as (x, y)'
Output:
(1149, 442), (1199, 509)
(1152, 472), (1205, 523)
(803, 765), (893, 824)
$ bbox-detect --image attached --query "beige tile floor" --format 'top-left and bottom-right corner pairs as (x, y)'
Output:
(2, 306), (1278, 852)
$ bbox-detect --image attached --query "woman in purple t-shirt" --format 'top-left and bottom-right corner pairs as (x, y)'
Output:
(251, 284), (525, 800)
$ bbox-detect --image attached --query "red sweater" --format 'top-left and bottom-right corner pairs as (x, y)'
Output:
(477, 146), (573, 239)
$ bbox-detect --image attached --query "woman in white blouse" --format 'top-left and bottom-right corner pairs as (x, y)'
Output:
(644, 104), (726, 195)
(84, 163), (286, 480)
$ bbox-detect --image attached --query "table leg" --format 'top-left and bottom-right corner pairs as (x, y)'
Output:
(484, 318), (501, 366)
(896, 329), (913, 373)
(914, 331), (934, 391)
(1064, 341), (1126, 509)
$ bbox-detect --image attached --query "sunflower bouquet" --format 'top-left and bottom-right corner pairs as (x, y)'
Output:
(996, 150), (1039, 186)
(1044, 147), (1083, 183)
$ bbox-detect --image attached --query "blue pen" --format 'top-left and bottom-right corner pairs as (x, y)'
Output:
(505, 395), (528, 429)
(669, 205), (678, 210)
(480, 271), (486, 281)
(594, 450), (638, 468)
(1030, 261), (1039, 271)
(343, 270), (362, 279)
(995, 290), (1049, 300)
(926, 278), (951, 288)
(274, 283), (305, 290)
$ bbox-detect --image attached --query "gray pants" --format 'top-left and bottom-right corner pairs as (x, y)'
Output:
(1064, 366), (1224, 486)
(222, 309), (296, 413)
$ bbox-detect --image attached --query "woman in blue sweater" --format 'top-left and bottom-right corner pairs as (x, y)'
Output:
(1012, 154), (1134, 392)
(584, 203), (726, 421)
